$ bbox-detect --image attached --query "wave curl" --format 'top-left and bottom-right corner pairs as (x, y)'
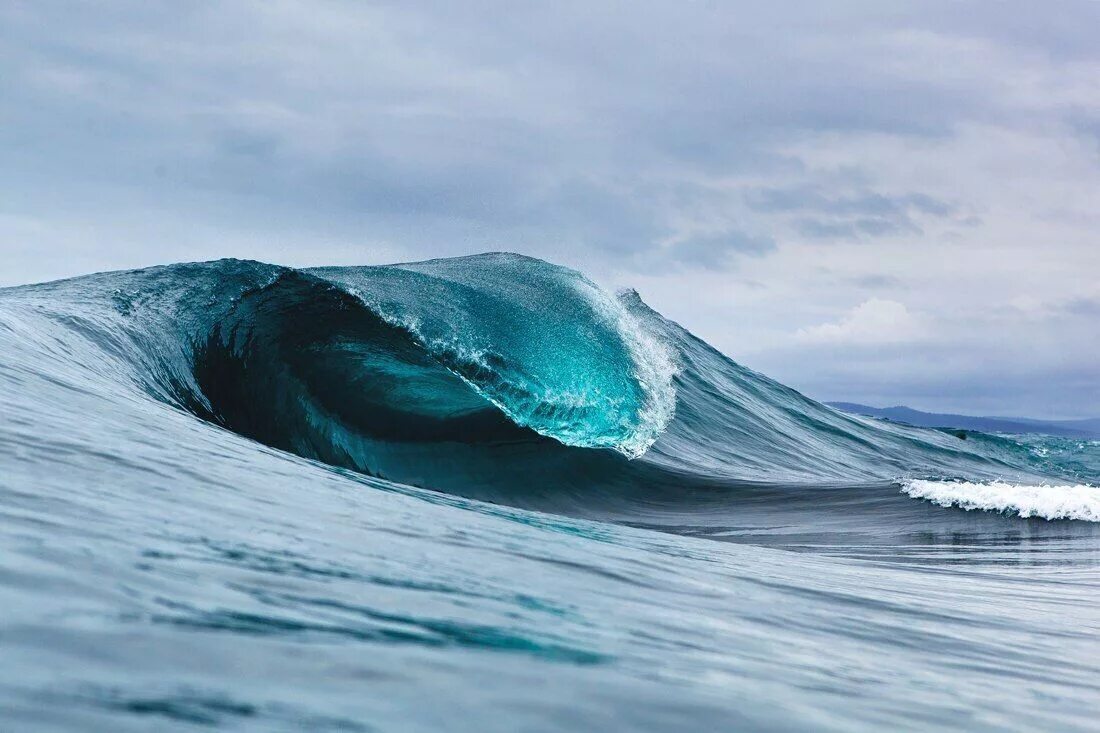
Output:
(2, 253), (1094, 521)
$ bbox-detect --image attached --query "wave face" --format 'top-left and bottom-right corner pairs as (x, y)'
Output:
(8, 253), (1076, 506)
(2, 254), (1099, 731)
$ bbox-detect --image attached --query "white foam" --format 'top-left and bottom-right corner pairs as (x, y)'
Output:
(902, 480), (1100, 522)
(604, 298), (680, 459)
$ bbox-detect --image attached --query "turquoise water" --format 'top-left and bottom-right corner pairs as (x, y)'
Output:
(1, 255), (1098, 731)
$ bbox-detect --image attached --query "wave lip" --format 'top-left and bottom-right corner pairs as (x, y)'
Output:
(312, 254), (679, 458)
(902, 480), (1100, 522)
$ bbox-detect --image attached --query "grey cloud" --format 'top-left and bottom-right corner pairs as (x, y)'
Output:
(0, 0), (1019, 269)
(795, 217), (920, 240)
(849, 274), (904, 290)
(747, 186), (957, 240)
(1, 0), (1098, 413)
(754, 335), (1100, 421)
(662, 231), (776, 271)
(1063, 297), (1100, 317)
(747, 187), (954, 218)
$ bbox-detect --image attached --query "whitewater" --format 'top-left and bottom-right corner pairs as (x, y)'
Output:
(1, 254), (1098, 731)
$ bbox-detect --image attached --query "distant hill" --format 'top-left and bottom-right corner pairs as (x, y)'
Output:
(826, 402), (1100, 439)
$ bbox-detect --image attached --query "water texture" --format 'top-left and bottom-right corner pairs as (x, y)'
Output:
(1, 254), (1098, 731)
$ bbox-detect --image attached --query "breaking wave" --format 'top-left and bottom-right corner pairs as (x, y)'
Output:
(4, 252), (1100, 730)
(903, 480), (1100, 522)
(0, 253), (1095, 518)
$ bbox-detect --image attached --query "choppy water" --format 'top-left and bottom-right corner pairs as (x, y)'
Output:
(2, 254), (1098, 731)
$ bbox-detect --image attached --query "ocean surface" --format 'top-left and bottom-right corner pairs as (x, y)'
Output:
(1, 253), (1098, 731)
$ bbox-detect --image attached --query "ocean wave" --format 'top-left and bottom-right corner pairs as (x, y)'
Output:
(7, 252), (1100, 733)
(1, 254), (1093, 511)
(902, 480), (1100, 522)
(330, 258), (680, 458)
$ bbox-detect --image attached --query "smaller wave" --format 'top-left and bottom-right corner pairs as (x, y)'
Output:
(902, 479), (1100, 522)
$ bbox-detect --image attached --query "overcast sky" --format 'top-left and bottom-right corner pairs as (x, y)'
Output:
(2, 1), (1098, 418)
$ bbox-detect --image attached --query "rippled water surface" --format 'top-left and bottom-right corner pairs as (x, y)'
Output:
(2, 256), (1098, 731)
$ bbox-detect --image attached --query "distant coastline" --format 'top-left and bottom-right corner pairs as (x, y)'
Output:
(827, 402), (1100, 439)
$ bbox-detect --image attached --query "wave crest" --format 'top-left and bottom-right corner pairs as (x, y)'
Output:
(902, 480), (1100, 522)
(5, 253), (1093, 514)
(311, 254), (678, 458)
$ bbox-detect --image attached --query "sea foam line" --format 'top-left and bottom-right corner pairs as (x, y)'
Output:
(902, 480), (1100, 522)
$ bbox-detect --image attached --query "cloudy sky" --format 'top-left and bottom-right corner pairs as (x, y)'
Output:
(2, 1), (1098, 418)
